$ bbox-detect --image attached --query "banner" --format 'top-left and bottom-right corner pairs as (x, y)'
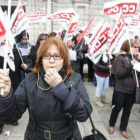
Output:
(77, 16), (94, 44)
(88, 21), (110, 64)
(29, 8), (46, 23)
(88, 19), (104, 51)
(103, 0), (139, 16)
(10, 1), (29, 37)
(46, 8), (76, 21)
(66, 15), (79, 43)
(106, 12), (130, 54)
(0, 7), (15, 71)
(127, 14), (139, 38)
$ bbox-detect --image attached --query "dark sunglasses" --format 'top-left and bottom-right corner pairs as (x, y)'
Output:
(133, 46), (139, 49)
(40, 39), (46, 41)
(22, 38), (28, 40)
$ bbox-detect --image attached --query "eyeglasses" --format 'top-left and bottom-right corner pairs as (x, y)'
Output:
(133, 46), (139, 49)
(22, 38), (28, 40)
(43, 53), (63, 60)
(40, 39), (46, 41)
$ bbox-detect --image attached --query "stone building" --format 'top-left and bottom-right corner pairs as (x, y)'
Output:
(0, 0), (140, 44)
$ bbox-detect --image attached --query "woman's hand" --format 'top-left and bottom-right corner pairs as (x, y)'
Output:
(44, 68), (62, 88)
(21, 63), (28, 70)
(0, 69), (11, 97)
(131, 59), (138, 66)
(108, 64), (112, 70)
(137, 53), (140, 60)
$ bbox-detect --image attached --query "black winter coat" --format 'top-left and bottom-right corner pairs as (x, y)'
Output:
(0, 68), (92, 140)
(94, 55), (110, 75)
(114, 54), (140, 94)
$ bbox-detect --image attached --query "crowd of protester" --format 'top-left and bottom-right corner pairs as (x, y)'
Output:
(0, 29), (140, 139)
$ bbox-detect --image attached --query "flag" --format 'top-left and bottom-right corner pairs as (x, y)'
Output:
(0, 7), (15, 71)
(46, 8), (76, 21)
(66, 15), (79, 43)
(10, 0), (29, 37)
(29, 8), (47, 23)
(87, 19), (105, 51)
(77, 17), (94, 44)
(126, 14), (140, 38)
(87, 21), (110, 64)
(103, 0), (139, 16)
(56, 26), (62, 39)
(106, 12), (130, 54)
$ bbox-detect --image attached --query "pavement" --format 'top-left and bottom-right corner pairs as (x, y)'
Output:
(0, 64), (140, 140)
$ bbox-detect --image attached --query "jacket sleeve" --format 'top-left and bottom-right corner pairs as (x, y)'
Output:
(115, 56), (133, 79)
(30, 46), (37, 62)
(52, 73), (93, 122)
(0, 80), (27, 124)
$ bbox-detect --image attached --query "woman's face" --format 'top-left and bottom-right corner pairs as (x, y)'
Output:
(39, 36), (47, 45)
(22, 36), (28, 43)
(42, 44), (64, 72)
(132, 45), (139, 55)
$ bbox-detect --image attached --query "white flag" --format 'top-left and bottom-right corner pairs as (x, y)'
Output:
(106, 12), (130, 54)
(29, 8), (47, 23)
(0, 7), (15, 71)
(103, 0), (139, 16)
(66, 15), (79, 43)
(46, 8), (76, 21)
(88, 21), (110, 64)
(10, 1), (29, 37)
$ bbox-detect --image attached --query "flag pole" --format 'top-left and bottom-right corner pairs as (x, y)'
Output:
(64, 17), (73, 44)
(129, 40), (139, 87)
(14, 41), (24, 64)
(0, 0), (11, 96)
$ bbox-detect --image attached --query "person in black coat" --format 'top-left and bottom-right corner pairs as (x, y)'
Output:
(21, 33), (48, 72)
(0, 37), (92, 140)
(67, 36), (83, 73)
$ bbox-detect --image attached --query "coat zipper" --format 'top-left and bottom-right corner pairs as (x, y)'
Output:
(51, 93), (53, 132)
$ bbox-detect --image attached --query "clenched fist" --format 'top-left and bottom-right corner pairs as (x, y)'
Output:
(0, 69), (11, 97)
(44, 68), (62, 88)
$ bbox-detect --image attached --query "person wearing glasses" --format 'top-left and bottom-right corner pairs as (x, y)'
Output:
(21, 33), (48, 72)
(0, 37), (92, 140)
(108, 40), (140, 139)
(17, 31), (32, 80)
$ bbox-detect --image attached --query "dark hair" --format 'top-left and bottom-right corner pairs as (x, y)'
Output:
(16, 30), (29, 42)
(21, 31), (29, 40)
(134, 35), (139, 39)
(49, 32), (57, 37)
(121, 40), (130, 53)
(33, 37), (73, 75)
(35, 33), (47, 47)
(71, 36), (77, 45)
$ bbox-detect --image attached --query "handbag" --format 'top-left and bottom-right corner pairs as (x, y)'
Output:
(132, 70), (140, 104)
(135, 86), (140, 104)
(83, 104), (107, 140)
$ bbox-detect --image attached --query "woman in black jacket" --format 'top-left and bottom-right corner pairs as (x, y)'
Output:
(108, 40), (140, 139)
(0, 37), (92, 140)
(21, 33), (48, 72)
